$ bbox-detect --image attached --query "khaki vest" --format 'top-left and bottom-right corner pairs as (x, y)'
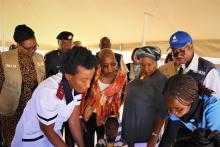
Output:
(0, 49), (45, 116)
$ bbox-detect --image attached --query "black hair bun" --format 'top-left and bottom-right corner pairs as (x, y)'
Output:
(13, 24), (35, 43)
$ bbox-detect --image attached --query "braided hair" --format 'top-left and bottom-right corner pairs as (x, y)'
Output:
(163, 74), (213, 106)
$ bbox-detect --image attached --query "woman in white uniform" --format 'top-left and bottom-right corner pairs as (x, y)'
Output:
(12, 47), (99, 147)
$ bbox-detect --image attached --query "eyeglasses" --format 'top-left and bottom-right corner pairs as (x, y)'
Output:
(20, 44), (39, 51)
(101, 63), (117, 69)
(172, 44), (190, 58)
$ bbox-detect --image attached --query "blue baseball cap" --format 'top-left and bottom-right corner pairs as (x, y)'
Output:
(168, 31), (192, 49)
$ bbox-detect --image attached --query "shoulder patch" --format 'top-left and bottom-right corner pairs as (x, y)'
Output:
(45, 50), (59, 56)
(56, 81), (64, 100)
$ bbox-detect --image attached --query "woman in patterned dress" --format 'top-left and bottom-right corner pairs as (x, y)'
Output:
(0, 24), (45, 146)
(80, 48), (127, 147)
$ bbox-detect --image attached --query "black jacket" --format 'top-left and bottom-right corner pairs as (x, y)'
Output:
(44, 49), (62, 78)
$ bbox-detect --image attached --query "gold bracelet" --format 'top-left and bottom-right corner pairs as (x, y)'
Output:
(152, 132), (159, 137)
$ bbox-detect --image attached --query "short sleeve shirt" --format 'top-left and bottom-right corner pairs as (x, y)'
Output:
(15, 73), (81, 140)
(181, 54), (220, 98)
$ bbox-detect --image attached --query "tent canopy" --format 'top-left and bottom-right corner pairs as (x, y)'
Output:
(0, 0), (220, 57)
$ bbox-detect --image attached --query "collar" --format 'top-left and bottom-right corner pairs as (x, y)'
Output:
(57, 49), (63, 56)
(73, 90), (81, 96)
(180, 54), (199, 74)
(180, 97), (204, 125)
(56, 74), (80, 104)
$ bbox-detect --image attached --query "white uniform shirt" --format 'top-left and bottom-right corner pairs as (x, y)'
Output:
(180, 54), (220, 98)
(12, 73), (81, 147)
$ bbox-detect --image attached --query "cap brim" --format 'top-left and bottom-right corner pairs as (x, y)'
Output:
(167, 47), (172, 51)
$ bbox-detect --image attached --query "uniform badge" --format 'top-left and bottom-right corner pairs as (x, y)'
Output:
(68, 35), (72, 40)
(56, 81), (64, 100)
(172, 36), (178, 43)
(37, 61), (44, 66)
(6, 64), (16, 68)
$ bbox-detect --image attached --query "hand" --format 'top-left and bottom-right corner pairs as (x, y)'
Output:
(80, 118), (87, 132)
(147, 136), (158, 147)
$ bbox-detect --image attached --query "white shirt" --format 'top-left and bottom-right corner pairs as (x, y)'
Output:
(98, 79), (110, 91)
(180, 54), (220, 98)
(93, 80), (110, 113)
(12, 73), (81, 147)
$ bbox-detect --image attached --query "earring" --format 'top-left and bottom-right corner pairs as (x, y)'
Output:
(65, 74), (72, 80)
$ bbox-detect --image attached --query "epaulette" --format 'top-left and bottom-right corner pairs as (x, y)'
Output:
(56, 81), (64, 100)
(45, 49), (58, 56)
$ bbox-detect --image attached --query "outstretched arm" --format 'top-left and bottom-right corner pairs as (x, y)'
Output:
(68, 105), (85, 147)
(40, 122), (68, 147)
(147, 116), (166, 147)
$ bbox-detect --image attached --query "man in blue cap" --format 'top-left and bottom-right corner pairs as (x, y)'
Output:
(149, 31), (220, 147)
(169, 31), (220, 98)
(44, 31), (73, 78)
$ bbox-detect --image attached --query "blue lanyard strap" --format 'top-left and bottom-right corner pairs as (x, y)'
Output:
(169, 114), (197, 131)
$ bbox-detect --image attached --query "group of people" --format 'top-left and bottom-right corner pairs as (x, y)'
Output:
(0, 24), (220, 147)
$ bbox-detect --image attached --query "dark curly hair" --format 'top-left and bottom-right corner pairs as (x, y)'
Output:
(60, 47), (99, 75)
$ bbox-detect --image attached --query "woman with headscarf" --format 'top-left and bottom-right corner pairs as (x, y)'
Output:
(122, 46), (167, 146)
(80, 48), (127, 147)
(0, 24), (45, 146)
(159, 74), (220, 147)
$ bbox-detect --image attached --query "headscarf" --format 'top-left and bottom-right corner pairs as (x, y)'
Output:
(136, 46), (161, 61)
